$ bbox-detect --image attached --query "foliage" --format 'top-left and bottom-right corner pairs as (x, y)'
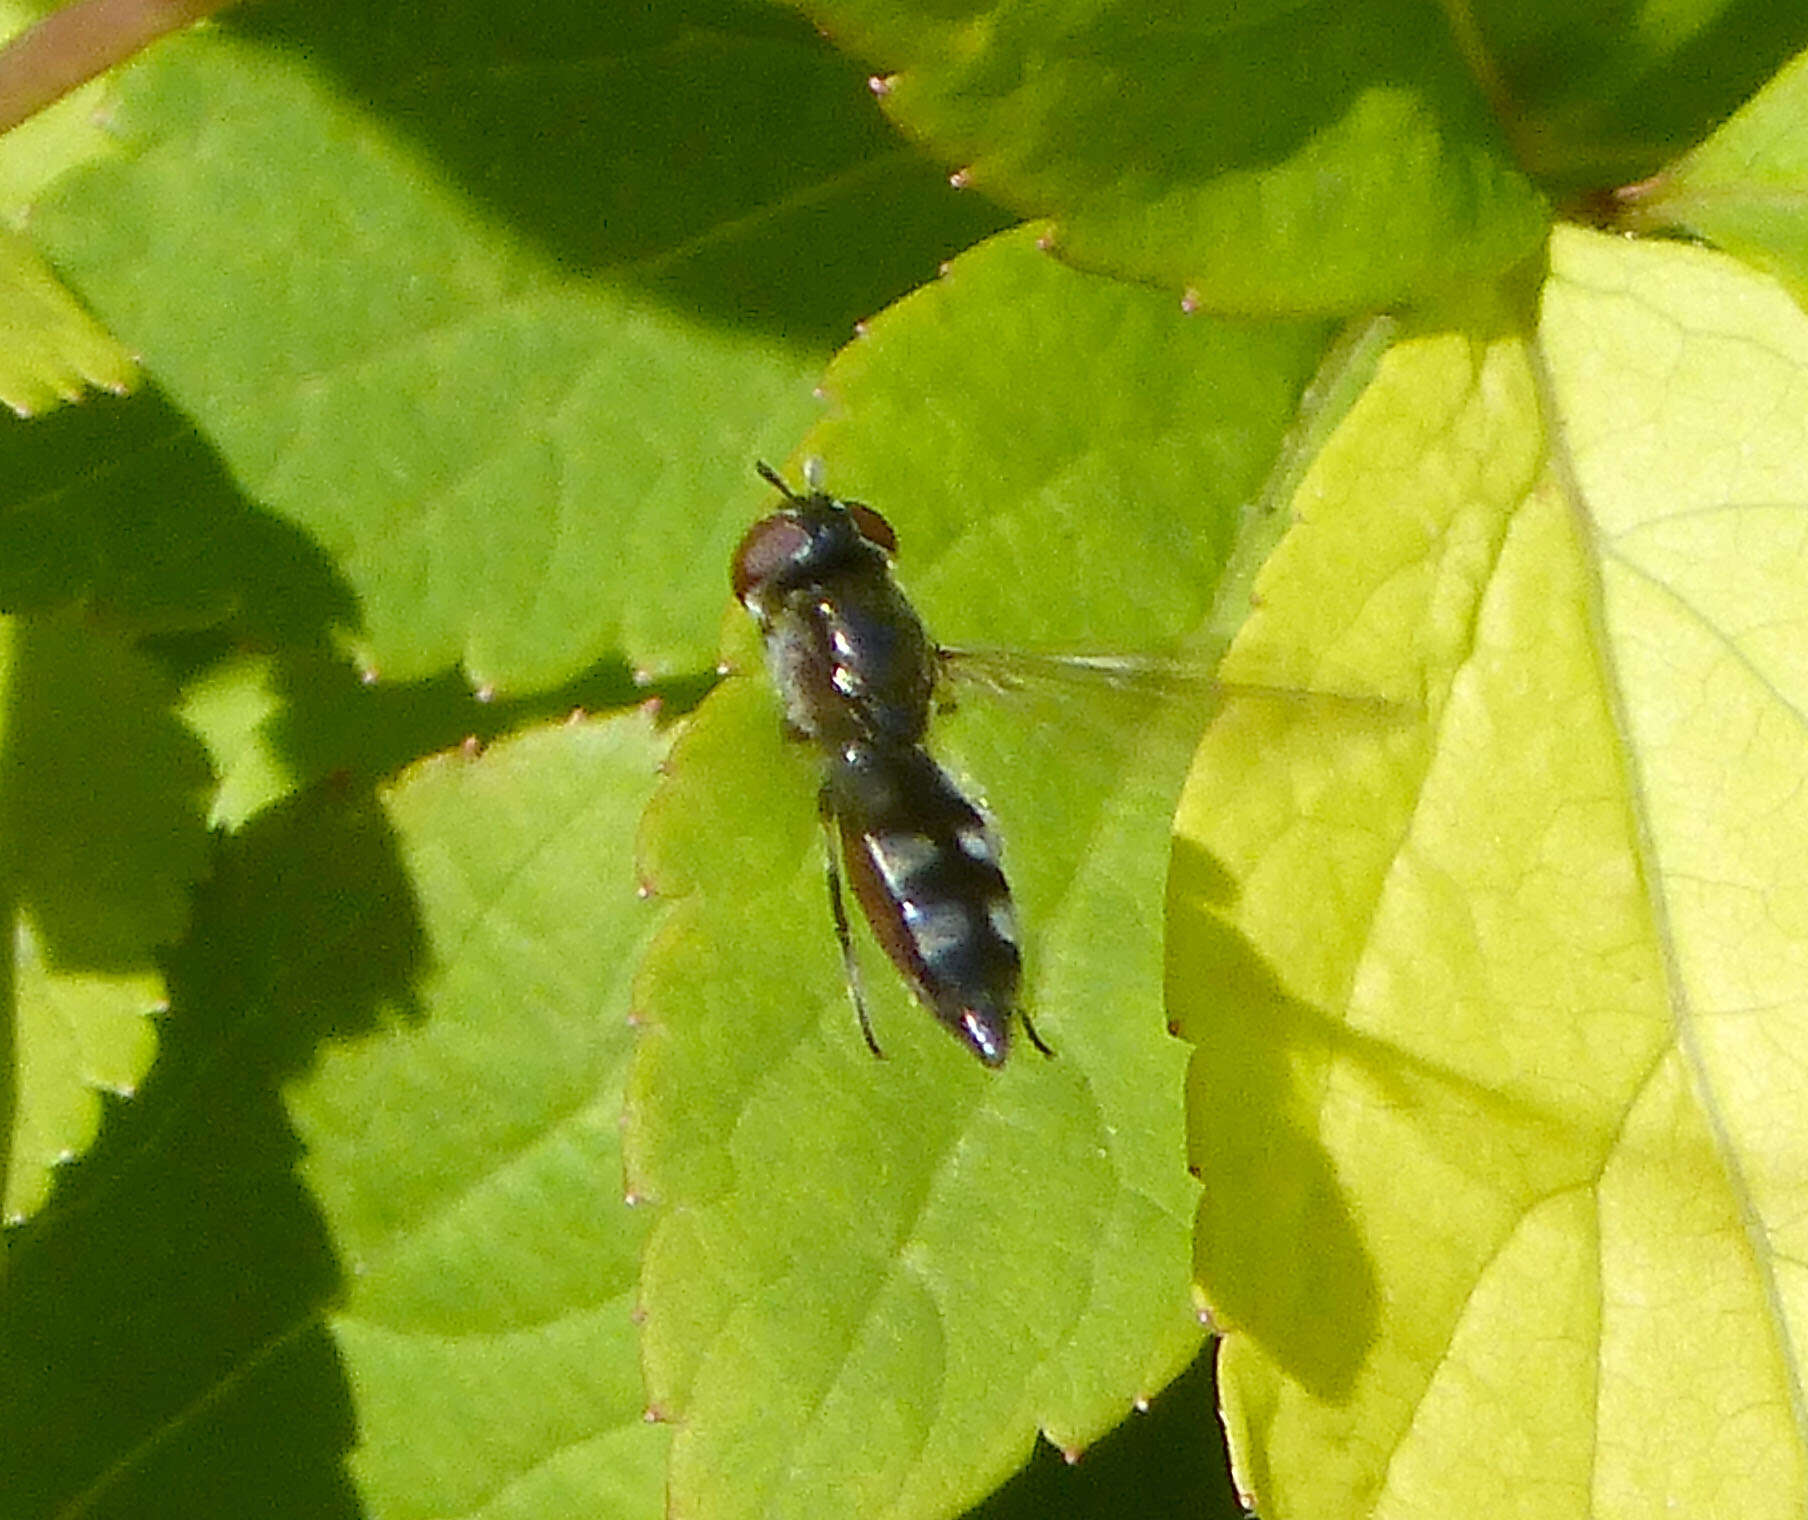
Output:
(4, 2), (1808, 1519)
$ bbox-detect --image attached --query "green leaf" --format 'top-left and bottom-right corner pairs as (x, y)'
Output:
(1632, 45), (1808, 304)
(1460, 2), (1808, 182)
(0, 226), (135, 416)
(0, 0), (142, 421)
(174, 642), (654, 835)
(3, 612), (211, 1224)
(0, 0), (121, 212)
(292, 714), (668, 1516)
(11, 919), (163, 1225)
(0, 390), (352, 638)
(629, 225), (1331, 1518)
(1177, 227), (1808, 1516)
(802, 0), (1548, 313)
(174, 652), (293, 830)
(11, 5), (1808, 1514)
(1, 710), (668, 1515)
(24, 3), (1004, 689)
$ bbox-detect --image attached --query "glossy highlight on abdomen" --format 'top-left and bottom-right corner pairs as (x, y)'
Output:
(732, 462), (1050, 1066)
(826, 738), (1023, 1067)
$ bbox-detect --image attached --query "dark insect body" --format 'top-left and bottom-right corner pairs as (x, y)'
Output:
(732, 461), (1051, 1067)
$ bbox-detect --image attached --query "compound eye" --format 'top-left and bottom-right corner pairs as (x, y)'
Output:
(732, 514), (813, 600)
(845, 501), (897, 554)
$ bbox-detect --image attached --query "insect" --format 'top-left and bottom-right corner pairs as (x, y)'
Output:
(732, 460), (1052, 1066)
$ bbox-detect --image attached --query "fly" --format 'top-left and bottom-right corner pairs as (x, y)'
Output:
(732, 460), (1052, 1067)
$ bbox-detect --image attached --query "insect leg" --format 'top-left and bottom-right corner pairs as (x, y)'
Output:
(1020, 1006), (1055, 1059)
(819, 785), (885, 1060)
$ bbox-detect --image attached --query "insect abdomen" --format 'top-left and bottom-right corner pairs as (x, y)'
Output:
(825, 740), (1022, 1067)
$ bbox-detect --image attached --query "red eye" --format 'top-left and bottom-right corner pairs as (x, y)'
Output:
(846, 502), (897, 554)
(732, 514), (812, 600)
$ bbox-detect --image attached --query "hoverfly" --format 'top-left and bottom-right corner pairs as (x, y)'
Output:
(732, 460), (1052, 1067)
(731, 462), (1390, 1067)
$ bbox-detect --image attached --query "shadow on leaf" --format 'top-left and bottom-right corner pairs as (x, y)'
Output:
(0, 387), (355, 646)
(230, 0), (1012, 350)
(0, 784), (427, 1518)
(1167, 833), (1379, 1404)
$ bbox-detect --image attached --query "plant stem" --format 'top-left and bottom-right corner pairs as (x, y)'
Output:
(0, 0), (239, 136)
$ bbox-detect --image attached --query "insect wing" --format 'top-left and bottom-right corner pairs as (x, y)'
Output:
(939, 645), (1403, 719)
(918, 642), (1402, 1050)
(938, 645), (1230, 712)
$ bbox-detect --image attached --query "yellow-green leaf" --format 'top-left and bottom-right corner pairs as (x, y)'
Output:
(1632, 45), (1808, 307)
(0, 226), (135, 416)
(629, 226), (1333, 1520)
(2, 612), (210, 1224)
(1176, 226), (1808, 1517)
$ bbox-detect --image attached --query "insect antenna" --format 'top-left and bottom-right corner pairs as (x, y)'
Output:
(755, 460), (801, 501)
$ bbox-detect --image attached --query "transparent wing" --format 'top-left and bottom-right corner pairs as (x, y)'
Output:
(937, 645), (1403, 720)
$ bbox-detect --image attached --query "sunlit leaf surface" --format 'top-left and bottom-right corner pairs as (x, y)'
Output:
(3, 614), (209, 1224)
(7, 2), (1808, 1514)
(23, 4), (1001, 688)
(799, 0), (1547, 312)
(629, 226), (1332, 1519)
(2, 712), (668, 1516)
(0, 227), (134, 416)
(1176, 227), (1808, 1518)
(293, 716), (668, 1516)
(1631, 45), (1808, 304)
